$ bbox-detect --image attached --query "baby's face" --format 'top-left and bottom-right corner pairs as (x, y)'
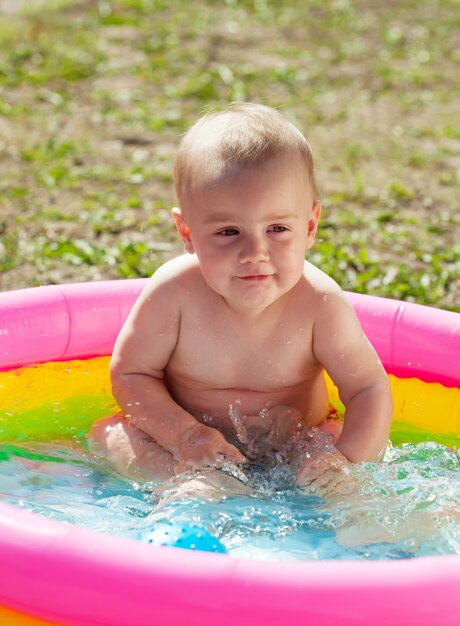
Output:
(178, 153), (320, 313)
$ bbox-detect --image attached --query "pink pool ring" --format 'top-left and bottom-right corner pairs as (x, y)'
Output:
(0, 279), (459, 626)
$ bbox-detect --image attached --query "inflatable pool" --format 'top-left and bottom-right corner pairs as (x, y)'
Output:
(0, 279), (459, 626)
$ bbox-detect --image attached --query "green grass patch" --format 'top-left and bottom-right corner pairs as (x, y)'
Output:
(0, 0), (458, 310)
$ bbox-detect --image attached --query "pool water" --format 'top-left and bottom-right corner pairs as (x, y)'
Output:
(0, 435), (459, 561)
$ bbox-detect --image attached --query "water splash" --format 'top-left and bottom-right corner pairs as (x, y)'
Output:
(0, 437), (459, 561)
(227, 400), (304, 463)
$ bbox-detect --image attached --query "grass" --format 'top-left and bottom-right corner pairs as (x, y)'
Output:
(0, 0), (458, 310)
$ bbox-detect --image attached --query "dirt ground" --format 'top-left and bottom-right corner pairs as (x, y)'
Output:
(0, 0), (458, 310)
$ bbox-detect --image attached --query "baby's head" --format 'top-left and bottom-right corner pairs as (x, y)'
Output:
(173, 103), (319, 210)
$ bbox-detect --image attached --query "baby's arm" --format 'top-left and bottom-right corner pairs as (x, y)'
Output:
(110, 265), (246, 471)
(312, 289), (393, 463)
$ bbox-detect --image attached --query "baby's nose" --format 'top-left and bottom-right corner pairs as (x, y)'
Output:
(239, 235), (269, 263)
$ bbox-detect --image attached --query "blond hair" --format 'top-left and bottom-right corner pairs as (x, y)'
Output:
(173, 103), (319, 204)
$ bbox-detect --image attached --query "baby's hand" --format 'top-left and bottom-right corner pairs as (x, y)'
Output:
(296, 448), (357, 497)
(172, 422), (247, 473)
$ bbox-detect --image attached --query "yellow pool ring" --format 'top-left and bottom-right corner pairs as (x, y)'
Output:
(1, 358), (458, 448)
(0, 606), (56, 625)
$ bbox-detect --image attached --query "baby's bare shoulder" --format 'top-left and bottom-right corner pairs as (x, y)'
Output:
(296, 261), (355, 324)
(143, 254), (201, 296)
(299, 262), (364, 346)
(127, 255), (204, 323)
(150, 254), (199, 283)
(300, 261), (343, 299)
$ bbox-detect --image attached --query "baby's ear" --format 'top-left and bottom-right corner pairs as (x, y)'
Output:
(305, 201), (321, 249)
(171, 207), (194, 254)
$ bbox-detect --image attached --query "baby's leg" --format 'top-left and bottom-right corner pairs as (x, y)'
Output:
(87, 414), (175, 483)
(335, 508), (440, 549)
(154, 467), (253, 508)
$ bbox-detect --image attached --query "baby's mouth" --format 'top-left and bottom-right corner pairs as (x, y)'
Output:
(237, 275), (271, 281)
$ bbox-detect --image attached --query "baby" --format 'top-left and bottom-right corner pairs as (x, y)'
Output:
(88, 103), (393, 492)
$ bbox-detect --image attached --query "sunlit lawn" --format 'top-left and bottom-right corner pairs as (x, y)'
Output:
(0, 0), (458, 310)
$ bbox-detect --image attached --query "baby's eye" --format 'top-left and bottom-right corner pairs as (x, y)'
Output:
(269, 225), (288, 233)
(217, 227), (239, 236)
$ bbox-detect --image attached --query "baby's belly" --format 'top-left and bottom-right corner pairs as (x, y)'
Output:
(167, 376), (329, 439)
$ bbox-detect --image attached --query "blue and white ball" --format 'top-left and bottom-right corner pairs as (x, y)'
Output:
(137, 521), (227, 554)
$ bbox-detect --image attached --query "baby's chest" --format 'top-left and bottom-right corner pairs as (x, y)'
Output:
(170, 318), (315, 388)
